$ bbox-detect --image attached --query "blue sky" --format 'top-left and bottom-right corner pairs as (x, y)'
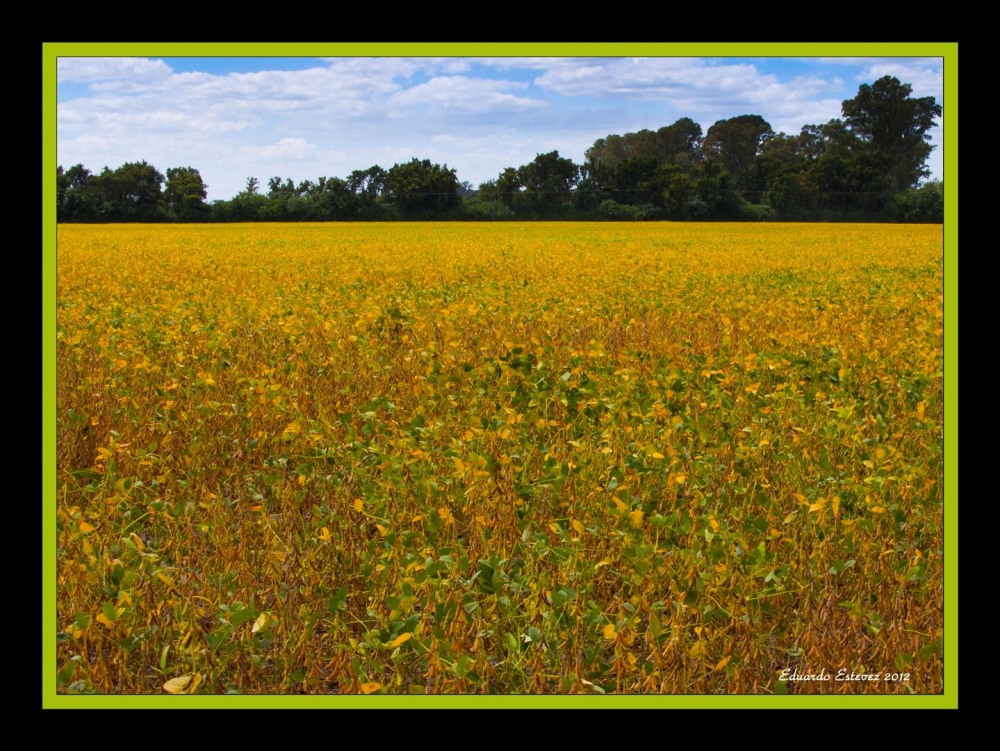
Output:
(56, 55), (944, 201)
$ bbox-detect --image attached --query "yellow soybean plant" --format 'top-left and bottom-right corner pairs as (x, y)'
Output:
(55, 222), (943, 695)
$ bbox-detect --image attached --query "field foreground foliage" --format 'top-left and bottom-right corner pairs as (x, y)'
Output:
(56, 222), (944, 695)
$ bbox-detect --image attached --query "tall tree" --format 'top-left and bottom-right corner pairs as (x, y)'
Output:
(702, 115), (774, 194)
(349, 166), (387, 209)
(90, 161), (165, 221)
(656, 118), (703, 168)
(517, 151), (579, 212)
(384, 159), (460, 215)
(164, 166), (209, 221)
(841, 75), (941, 191)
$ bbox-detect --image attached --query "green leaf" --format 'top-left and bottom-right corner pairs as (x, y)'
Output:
(228, 607), (258, 627)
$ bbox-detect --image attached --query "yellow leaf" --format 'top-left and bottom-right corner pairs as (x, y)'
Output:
(808, 498), (826, 513)
(651, 452), (665, 460)
(595, 558), (614, 569)
(602, 624), (617, 640)
(744, 382), (760, 394)
(630, 509), (644, 529)
(78, 522), (96, 534)
(389, 632), (412, 648)
(353, 498), (364, 512)
(708, 517), (719, 532)
(360, 682), (382, 694)
(187, 672), (202, 694)
(714, 656), (731, 672)
(689, 640), (705, 657)
(163, 675), (193, 694)
(375, 524), (388, 537)
(95, 613), (115, 628)
(130, 532), (146, 551)
(284, 421), (302, 434)
(871, 506), (886, 514)
(613, 497), (628, 513)
(549, 523), (560, 534)
(437, 507), (454, 525)
(673, 473), (687, 485)
(832, 496), (841, 517)
(157, 572), (175, 588)
(319, 527), (332, 542)
(916, 401), (926, 419)
(252, 612), (272, 634)
(571, 519), (585, 535)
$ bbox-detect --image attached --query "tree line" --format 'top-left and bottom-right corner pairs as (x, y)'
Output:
(57, 76), (943, 224)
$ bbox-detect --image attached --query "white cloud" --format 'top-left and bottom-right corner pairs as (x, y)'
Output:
(856, 63), (943, 100)
(58, 57), (173, 83)
(815, 56), (941, 68)
(59, 133), (114, 152)
(388, 76), (546, 114)
(532, 58), (709, 98)
(248, 138), (319, 160)
(323, 57), (472, 75)
(475, 57), (581, 71)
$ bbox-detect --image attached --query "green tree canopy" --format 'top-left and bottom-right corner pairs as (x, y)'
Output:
(384, 159), (460, 215)
(703, 115), (774, 193)
(89, 161), (164, 221)
(517, 151), (579, 212)
(841, 75), (942, 190)
(164, 166), (209, 221)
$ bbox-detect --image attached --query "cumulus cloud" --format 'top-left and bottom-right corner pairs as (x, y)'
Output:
(248, 138), (319, 160)
(815, 56), (941, 68)
(528, 58), (845, 115)
(388, 76), (546, 114)
(474, 57), (581, 71)
(856, 62), (943, 100)
(58, 57), (173, 83)
(59, 133), (114, 152)
(532, 58), (709, 98)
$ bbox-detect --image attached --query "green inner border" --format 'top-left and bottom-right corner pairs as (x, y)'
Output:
(43, 42), (958, 709)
